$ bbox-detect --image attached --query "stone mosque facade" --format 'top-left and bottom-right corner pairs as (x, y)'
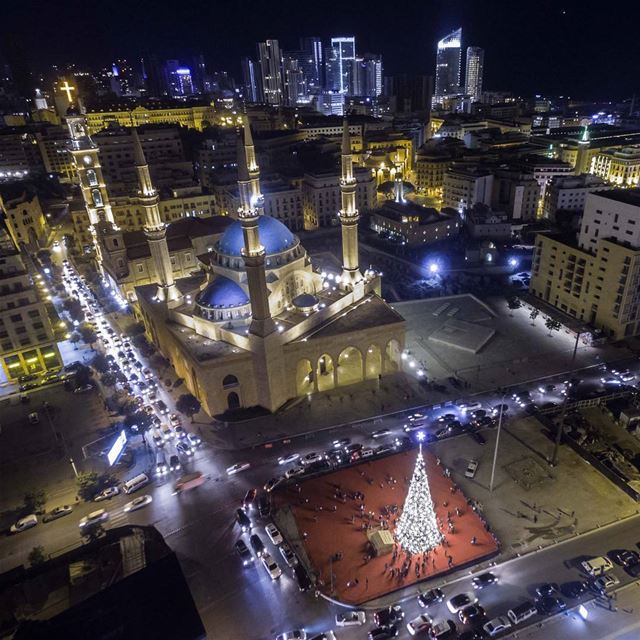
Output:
(67, 105), (406, 415)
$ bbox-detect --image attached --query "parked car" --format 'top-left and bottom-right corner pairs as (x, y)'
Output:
(483, 616), (512, 637)
(43, 505), (73, 522)
(236, 508), (251, 532)
(335, 610), (366, 626)
(458, 604), (486, 626)
(261, 552), (282, 580)
(373, 605), (404, 627)
(559, 581), (587, 599)
(368, 625), (399, 640)
(235, 539), (254, 566)
(446, 593), (477, 614)
(418, 588), (445, 608)
(407, 613), (433, 636)
(10, 514), (38, 533)
(294, 563), (312, 591)
(265, 523), (283, 544)
(250, 534), (265, 557)
(279, 542), (298, 567)
(94, 486), (120, 502)
(536, 596), (566, 615)
(429, 620), (456, 639)
(275, 631), (306, 640)
(589, 574), (619, 595)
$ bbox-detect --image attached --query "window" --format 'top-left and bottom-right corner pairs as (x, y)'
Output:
(136, 264), (144, 273)
(10, 314), (22, 322)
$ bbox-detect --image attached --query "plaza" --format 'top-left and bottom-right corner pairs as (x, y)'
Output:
(273, 449), (499, 605)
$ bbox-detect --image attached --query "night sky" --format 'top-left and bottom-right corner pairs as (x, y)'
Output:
(2, 0), (639, 99)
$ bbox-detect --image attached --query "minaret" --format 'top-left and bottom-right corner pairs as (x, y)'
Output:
(237, 121), (276, 337)
(338, 119), (362, 286)
(132, 129), (179, 302)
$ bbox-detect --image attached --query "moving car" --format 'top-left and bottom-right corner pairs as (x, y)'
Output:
(243, 488), (257, 509)
(43, 505), (73, 523)
(372, 429), (391, 439)
(227, 462), (251, 475)
(407, 613), (433, 635)
(155, 400), (169, 414)
(10, 514), (38, 533)
(458, 401), (483, 413)
(169, 455), (181, 472)
(535, 583), (558, 598)
(483, 616), (512, 637)
(79, 509), (109, 529)
(265, 523), (283, 544)
(472, 572), (498, 589)
(335, 610), (366, 626)
(176, 441), (194, 456)
(278, 453), (300, 465)
(236, 508), (251, 532)
(73, 384), (94, 393)
(186, 432), (202, 447)
(418, 588), (445, 608)
(284, 466), (305, 479)
(250, 534), (265, 557)
(458, 604), (485, 626)
(300, 452), (324, 465)
(446, 593), (477, 614)
(124, 494), (153, 512)
(373, 605), (404, 627)
(94, 486), (120, 501)
(261, 552), (282, 579)
(235, 539), (254, 566)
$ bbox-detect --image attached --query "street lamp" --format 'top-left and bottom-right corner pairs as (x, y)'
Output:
(489, 393), (508, 493)
(509, 258), (519, 269)
(429, 262), (439, 274)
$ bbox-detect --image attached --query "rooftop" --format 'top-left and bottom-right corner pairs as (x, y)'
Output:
(590, 188), (640, 207)
(377, 200), (448, 225)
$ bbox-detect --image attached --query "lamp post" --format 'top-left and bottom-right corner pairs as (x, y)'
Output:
(551, 330), (581, 467)
(489, 393), (508, 493)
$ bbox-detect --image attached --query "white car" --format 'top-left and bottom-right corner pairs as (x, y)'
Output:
(300, 452), (324, 465)
(407, 613), (433, 635)
(186, 432), (202, 447)
(10, 514), (38, 533)
(335, 610), (366, 626)
(79, 509), (109, 528)
(227, 462), (251, 475)
(446, 593), (478, 614)
(284, 466), (305, 479)
(261, 552), (282, 579)
(265, 523), (283, 544)
(483, 616), (512, 637)
(94, 486), (120, 501)
(124, 494), (153, 512)
(465, 459), (479, 479)
(372, 429), (391, 439)
(279, 543), (298, 567)
(275, 631), (306, 640)
(278, 453), (300, 465)
(592, 573), (620, 594)
(458, 401), (483, 413)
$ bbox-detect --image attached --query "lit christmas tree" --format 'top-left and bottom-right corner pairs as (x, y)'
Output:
(395, 443), (442, 554)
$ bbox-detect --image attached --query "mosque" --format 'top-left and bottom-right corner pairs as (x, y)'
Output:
(66, 105), (406, 415)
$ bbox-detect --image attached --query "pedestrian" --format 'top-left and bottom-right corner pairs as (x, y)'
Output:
(471, 535), (477, 545)
(365, 577), (369, 590)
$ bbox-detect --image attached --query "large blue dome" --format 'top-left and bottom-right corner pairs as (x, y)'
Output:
(218, 216), (296, 257)
(196, 276), (249, 309)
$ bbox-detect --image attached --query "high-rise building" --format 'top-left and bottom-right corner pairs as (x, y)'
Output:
(330, 36), (356, 95)
(165, 61), (194, 97)
(324, 45), (342, 93)
(434, 28), (462, 103)
(241, 57), (261, 102)
(257, 40), (284, 105)
(299, 37), (323, 92)
(142, 55), (168, 97)
(464, 46), (484, 102)
(282, 56), (307, 105)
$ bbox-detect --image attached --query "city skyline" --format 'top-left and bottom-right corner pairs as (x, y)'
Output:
(2, 0), (638, 99)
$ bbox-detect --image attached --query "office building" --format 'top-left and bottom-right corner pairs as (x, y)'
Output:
(0, 183), (48, 250)
(257, 39), (284, 105)
(443, 163), (493, 211)
(434, 28), (462, 103)
(0, 216), (61, 382)
(330, 36), (356, 94)
(165, 60), (194, 97)
(543, 174), (610, 221)
(530, 190), (640, 339)
(241, 56), (261, 102)
(464, 46), (484, 102)
(590, 146), (640, 187)
(282, 55), (307, 105)
(299, 37), (323, 92)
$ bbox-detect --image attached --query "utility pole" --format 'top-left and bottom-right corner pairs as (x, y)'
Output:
(489, 393), (507, 493)
(551, 331), (581, 466)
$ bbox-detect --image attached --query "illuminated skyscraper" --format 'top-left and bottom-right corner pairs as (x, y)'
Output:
(299, 37), (323, 92)
(257, 39), (284, 105)
(464, 46), (484, 102)
(434, 28), (462, 103)
(330, 36), (356, 94)
(241, 56), (260, 102)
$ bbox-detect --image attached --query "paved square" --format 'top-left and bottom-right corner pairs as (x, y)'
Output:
(273, 449), (499, 605)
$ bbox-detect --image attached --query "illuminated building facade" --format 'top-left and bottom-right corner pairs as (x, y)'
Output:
(434, 28), (462, 104)
(464, 46), (484, 102)
(590, 146), (640, 187)
(330, 36), (356, 95)
(257, 40), (284, 106)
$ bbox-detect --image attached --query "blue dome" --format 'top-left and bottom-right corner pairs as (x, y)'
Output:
(218, 216), (296, 257)
(196, 277), (249, 309)
(293, 293), (319, 308)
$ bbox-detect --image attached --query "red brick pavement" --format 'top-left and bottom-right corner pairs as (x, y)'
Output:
(273, 449), (499, 605)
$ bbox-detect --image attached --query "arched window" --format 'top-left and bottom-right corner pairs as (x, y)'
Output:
(86, 169), (98, 186)
(227, 391), (240, 410)
(223, 374), (238, 388)
(91, 189), (103, 207)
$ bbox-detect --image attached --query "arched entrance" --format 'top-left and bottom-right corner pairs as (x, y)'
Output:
(316, 354), (335, 392)
(384, 339), (401, 373)
(365, 344), (382, 379)
(337, 346), (363, 387)
(296, 359), (314, 395)
(227, 391), (240, 410)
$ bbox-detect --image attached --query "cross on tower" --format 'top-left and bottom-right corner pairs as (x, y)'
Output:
(59, 80), (75, 102)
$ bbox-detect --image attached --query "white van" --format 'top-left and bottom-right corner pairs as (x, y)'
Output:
(360, 447), (375, 459)
(123, 473), (150, 494)
(581, 556), (613, 576)
(507, 601), (537, 625)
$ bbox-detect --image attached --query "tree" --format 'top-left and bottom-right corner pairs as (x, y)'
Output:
(150, 353), (170, 374)
(28, 545), (47, 568)
(74, 364), (94, 387)
(101, 372), (117, 388)
(507, 296), (521, 317)
(176, 393), (201, 423)
(395, 445), (442, 554)
(529, 308), (539, 325)
(79, 324), (98, 348)
(69, 332), (81, 350)
(76, 471), (116, 501)
(124, 410), (153, 435)
(63, 298), (84, 322)
(545, 317), (562, 337)
(125, 322), (146, 338)
(91, 353), (111, 374)
(132, 334), (154, 357)
(24, 489), (47, 514)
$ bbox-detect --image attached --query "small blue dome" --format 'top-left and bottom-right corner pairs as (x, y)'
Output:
(293, 293), (319, 309)
(218, 216), (296, 257)
(196, 277), (249, 309)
